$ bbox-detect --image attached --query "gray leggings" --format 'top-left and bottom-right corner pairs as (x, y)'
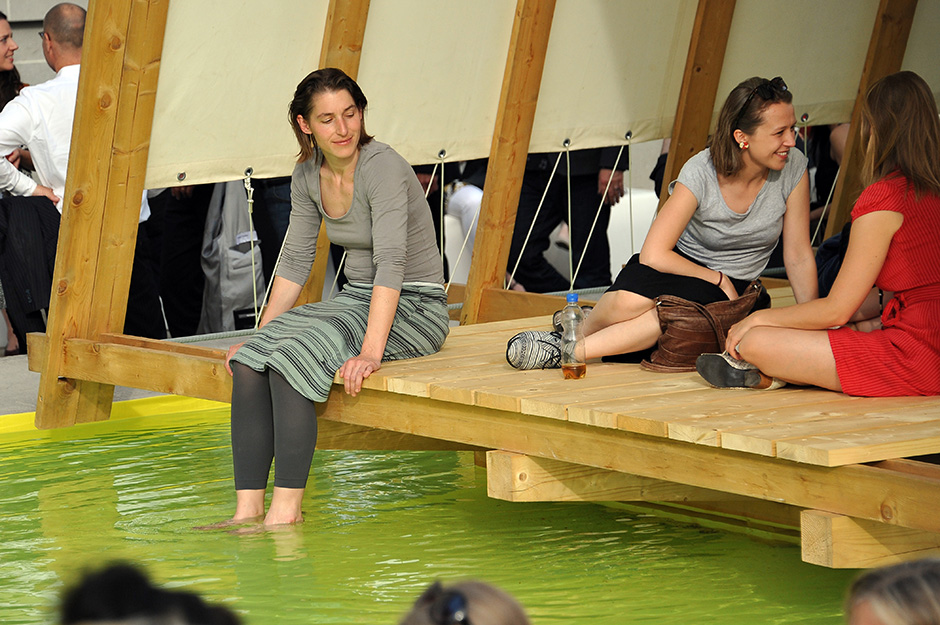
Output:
(230, 363), (319, 490)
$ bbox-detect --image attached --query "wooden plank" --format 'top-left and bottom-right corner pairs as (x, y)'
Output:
(658, 0), (736, 211)
(319, 388), (940, 534)
(801, 509), (940, 568)
(777, 420), (940, 467)
(296, 0), (372, 306)
(486, 450), (736, 503)
(35, 0), (171, 429)
(825, 0), (919, 238)
(473, 289), (579, 325)
(57, 339), (232, 404)
(317, 420), (481, 452)
(461, 0), (556, 324)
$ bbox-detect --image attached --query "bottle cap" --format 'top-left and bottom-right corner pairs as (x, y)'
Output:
(566, 293), (578, 304)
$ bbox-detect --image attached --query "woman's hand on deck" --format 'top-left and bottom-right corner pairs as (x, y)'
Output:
(339, 355), (382, 396)
(225, 342), (245, 376)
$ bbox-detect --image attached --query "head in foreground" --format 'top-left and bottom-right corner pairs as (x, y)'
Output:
(289, 66), (374, 163)
(710, 75), (797, 177)
(400, 580), (531, 625)
(846, 558), (940, 625)
(60, 563), (241, 625)
(859, 70), (940, 198)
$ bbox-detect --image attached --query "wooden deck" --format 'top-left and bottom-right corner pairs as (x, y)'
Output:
(312, 308), (940, 569)
(27, 286), (940, 568)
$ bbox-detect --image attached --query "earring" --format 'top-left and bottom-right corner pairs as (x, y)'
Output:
(739, 140), (748, 149)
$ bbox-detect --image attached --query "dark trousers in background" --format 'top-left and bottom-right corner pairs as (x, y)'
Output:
(508, 171), (612, 293)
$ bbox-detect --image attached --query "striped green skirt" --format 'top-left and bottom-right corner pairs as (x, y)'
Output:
(231, 282), (449, 402)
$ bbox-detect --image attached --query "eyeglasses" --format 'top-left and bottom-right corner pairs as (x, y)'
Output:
(38, 31), (46, 39)
(733, 76), (788, 130)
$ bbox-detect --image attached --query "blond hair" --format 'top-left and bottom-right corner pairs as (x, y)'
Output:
(846, 558), (940, 625)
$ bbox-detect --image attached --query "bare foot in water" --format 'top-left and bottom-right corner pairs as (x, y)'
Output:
(193, 515), (264, 531)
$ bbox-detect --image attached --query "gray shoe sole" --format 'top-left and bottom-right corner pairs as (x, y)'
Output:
(696, 353), (762, 388)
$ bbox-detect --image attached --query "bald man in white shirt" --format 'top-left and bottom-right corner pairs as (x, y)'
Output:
(0, 3), (163, 347)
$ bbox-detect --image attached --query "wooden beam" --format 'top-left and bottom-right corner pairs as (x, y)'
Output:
(472, 288), (593, 324)
(801, 509), (940, 568)
(486, 450), (735, 503)
(460, 0), (556, 324)
(318, 388), (940, 535)
(318, 420), (481, 452)
(295, 0), (372, 306)
(658, 0), (736, 211)
(34, 0), (171, 429)
(824, 0), (918, 238)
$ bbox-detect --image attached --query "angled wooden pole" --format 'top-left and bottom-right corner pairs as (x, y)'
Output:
(33, 0), (170, 429)
(460, 0), (556, 325)
(658, 0), (736, 211)
(295, 0), (371, 306)
(824, 0), (917, 239)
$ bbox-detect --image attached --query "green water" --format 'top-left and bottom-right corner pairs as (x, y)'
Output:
(0, 403), (856, 624)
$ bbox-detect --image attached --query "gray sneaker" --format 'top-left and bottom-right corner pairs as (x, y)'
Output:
(506, 330), (562, 370)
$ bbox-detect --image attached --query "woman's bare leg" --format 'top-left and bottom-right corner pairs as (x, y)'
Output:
(265, 488), (305, 525)
(584, 308), (661, 360)
(737, 327), (842, 391)
(583, 290), (656, 337)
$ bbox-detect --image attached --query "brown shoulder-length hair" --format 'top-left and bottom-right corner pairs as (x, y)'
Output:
(288, 67), (374, 163)
(859, 70), (940, 198)
(0, 11), (25, 109)
(709, 76), (793, 177)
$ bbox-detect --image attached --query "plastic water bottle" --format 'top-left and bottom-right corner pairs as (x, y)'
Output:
(560, 293), (586, 379)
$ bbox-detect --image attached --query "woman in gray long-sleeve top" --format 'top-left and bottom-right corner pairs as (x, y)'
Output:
(213, 68), (449, 527)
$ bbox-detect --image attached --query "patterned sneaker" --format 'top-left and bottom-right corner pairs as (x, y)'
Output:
(506, 330), (562, 370)
(696, 352), (785, 390)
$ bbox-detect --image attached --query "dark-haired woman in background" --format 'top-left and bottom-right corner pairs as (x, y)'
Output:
(217, 68), (449, 526)
(507, 76), (817, 369)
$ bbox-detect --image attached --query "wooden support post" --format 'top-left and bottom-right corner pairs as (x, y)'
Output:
(824, 0), (918, 238)
(460, 0), (556, 325)
(801, 509), (940, 568)
(658, 0), (736, 211)
(295, 0), (371, 306)
(487, 450), (730, 502)
(33, 0), (170, 429)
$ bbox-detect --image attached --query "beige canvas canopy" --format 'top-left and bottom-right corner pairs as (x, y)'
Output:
(146, 0), (940, 187)
(28, 0), (932, 430)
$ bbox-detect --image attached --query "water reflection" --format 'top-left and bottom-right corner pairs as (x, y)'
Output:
(0, 407), (855, 625)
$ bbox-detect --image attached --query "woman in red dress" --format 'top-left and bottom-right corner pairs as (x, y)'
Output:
(697, 71), (940, 396)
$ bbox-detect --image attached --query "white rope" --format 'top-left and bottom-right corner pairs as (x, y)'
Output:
(444, 186), (479, 295)
(243, 172), (261, 328)
(328, 249), (347, 299)
(565, 145), (573, 291)
(812, 166), (839, 246)
(258, 223), (288, 320)
(506, 151), (565, 289)
(626, 133), (634, 256)
(572, 141), (627, 287)
(438, 154), (446, 260)
(424, 162), (439, 199)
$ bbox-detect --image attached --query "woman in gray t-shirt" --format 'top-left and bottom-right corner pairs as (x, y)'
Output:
(212, 69), (449, 527)
(508, 76), (818, 369)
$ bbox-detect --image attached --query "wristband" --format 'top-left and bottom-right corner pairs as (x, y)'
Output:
(716, 271), (723, 286)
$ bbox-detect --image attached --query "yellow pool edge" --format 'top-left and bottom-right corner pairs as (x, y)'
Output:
(0, 395), (230, 435)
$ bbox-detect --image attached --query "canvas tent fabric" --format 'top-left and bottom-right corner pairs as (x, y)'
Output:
(145, 0), (940, 189)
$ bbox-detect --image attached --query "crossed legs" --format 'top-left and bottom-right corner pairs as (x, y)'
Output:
(736, 327), (842, 392)
(230, 363), (319, 525)
(582, 290), (662, 360)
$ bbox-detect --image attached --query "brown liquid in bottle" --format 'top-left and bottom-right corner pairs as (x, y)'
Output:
(562, 363), (586, 380)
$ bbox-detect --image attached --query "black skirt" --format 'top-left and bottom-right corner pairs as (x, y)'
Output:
(602, 253), (770, 362)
